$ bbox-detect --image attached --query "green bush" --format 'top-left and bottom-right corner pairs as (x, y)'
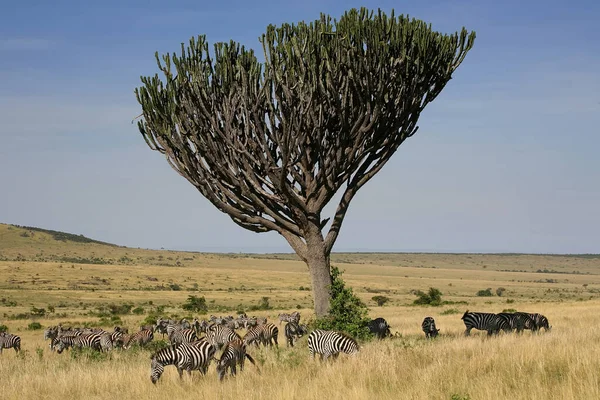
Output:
(108, 303), (133, 315)
(181, 295), (208, 313)
(27, 322), (42, 330)
(413, 288), (443, 306)
(476, 288), (493, 297)
(248, 296), (272, 311)
(312, 266), (371, 340)
(132, 307), (145, 315)
(0, 324), (8, 333)
(371, 295), (390, 306)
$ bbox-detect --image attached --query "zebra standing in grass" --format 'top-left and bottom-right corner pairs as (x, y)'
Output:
(307, 330), (359, 360)
(421, 317), (440, 338)
(123, 329), (154, 349)
(527, 313), (551, 332)
(204, 325), (241, 351)
(461, 311), (510, 336)
(169, 328), (198, 345)
(284, 322), (308, 347)
(54, 333), (102, 353)
(368, 318), (392, 339)
(496, 312), (536, 334)
(215, 338), (257, 381)
(150, 340), (216, 384)
(0, 332), (21, 354)
(100, 330), (124, 352)
(278, 311), (301, 325)
(243, 323), (279, 347)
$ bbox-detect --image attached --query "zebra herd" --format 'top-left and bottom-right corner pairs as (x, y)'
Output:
(461, 311), (551, 336)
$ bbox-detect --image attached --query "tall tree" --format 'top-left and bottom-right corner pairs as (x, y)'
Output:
(135, 8), (476, 316)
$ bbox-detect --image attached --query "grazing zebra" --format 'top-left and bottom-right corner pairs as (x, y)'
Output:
(205, 325), (241, 351)
(169, 328), (198, 345)
(496, 312), (536, 334)
(461, 311), (510, 336)
(54, 333), (102, 353)
(123, 329), (154, 349)
(278, 311), (301, 325)
(528, 313), (551, 332)
(284, 322), (308, 347)
(243, 323), (279, 347)
(421, 317), (440, 338)
(100, 330), (124, 352)
(150, 340), (216, 384)
(0, 332), (21, 353)
(44, 326), (58, 341)
(368, 318), (392, 339)
(215, 338), (257, 381)
(307, 330), (359, 360)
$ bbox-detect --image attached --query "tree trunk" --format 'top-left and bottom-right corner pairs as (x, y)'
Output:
(304, 225), (332, 317)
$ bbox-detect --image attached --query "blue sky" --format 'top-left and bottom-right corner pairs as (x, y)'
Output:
(0, 0), (598, 253)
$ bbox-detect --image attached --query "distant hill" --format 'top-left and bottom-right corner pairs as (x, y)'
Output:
(9, 224), (117, 246)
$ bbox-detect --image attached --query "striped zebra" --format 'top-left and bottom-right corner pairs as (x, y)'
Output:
(368, 318), (392, 339)
(243, 323), (279, 347)
(169, 328), (198, 345)
(284, 322), (308, 347)
(44, 326), (58, 341)
(123, 329), (154, 349)
(215, 338), (257, 381)
(54, 333), (102, 353)
(528, 313), (551, 332)
(496, 312), (536, 334)
(205, 325), (241, 351)
(150, 340), (216, 384)
(278, 311), (301, 325)
(100, 330), (124, 352)
(461, 311), (510, 336)
(307, 330), (359, 360)
(0, 332), (21, 354)
(421, 317), (440, 338)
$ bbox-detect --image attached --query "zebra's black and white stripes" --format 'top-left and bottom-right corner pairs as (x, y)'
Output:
(150, 340), (216, 384)
(284, 322), (308, 347)
(205, 325), (241, 351)
(421, 317), (440, 338)
(307, 330), (359, 360)
(243, 323), (279, 347)
(0, 332), (21, 353)
(461, 311), (511, 336)
(215, 338), (257, 381)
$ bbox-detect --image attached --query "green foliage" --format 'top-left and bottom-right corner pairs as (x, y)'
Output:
(36, 347), (44, 360)
(371, 295), (390, 306)
(30, 306), (46, 317)
(450, 394), (471, 400)
(12, 224), (116, 246)
(98, 315), (123, 326)
(181, 295), (208, 313)
(413, 288), (443, 306)
(312, 266), (371, 340)
(169, 283), (182, 291)
(108, 303), (133, 315)
(47, 305), (55, 313)
(476, 288), (493, 297)
(70, 347), (108, 362)
(441, 308), (461, 315)
(132, 307), (145, 315)
(506, 299), (515, 304)
(27, 322), (42, 330)
(248, 296), (271, 311)
(0, 324), (8, 333)
(502, 308), (517, 313)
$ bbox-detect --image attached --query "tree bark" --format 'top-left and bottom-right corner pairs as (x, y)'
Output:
(303, 222), (332, 317)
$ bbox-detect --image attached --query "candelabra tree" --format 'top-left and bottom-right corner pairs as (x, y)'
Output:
(135, 8), (476, 316)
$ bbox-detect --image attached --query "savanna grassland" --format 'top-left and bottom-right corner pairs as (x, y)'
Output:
(1, 223), (600, 400)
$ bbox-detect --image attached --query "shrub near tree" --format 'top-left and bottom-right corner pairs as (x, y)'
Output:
(135, 7), (476, 317)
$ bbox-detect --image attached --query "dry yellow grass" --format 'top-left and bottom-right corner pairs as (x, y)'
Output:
(1, 223), (599, 399)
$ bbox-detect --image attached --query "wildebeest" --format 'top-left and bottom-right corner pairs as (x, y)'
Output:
(368, 318), (391, 339)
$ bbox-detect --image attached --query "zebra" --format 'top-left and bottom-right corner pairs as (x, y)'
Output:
(204, 325), (241, 351)
(44, 326), (58, 341)
(278, 312), (301, 325)
(496, 312), (536, 334)
(150, 340), (216, 384)
(421, 317), (440, 339)
(368, 318), (392, 339)
(243, 323), (279, 347)
(215, 338), (257, 381)
(54, 333), (102, 353)
(528, 313), (551, 332)
(123, 329), (154, 349)
(461, 311), (510, 336)
(0, 332), (21, 353)
(100, 330), (124, 352)
(169, 328), (198, 345)
(284, 322), (308, 347)
(307, 330), (359, 361)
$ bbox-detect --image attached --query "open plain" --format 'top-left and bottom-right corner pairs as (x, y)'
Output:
(1, 223), (599, 400)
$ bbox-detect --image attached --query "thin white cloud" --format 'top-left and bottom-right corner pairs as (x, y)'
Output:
(0, 38), (56, 51)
